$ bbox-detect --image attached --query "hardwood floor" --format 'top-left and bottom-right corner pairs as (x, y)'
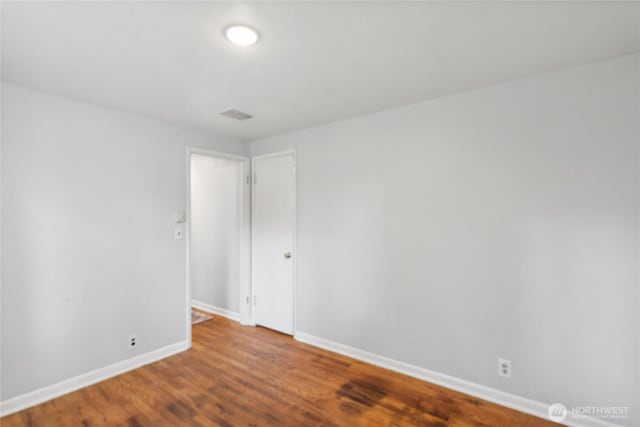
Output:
(2, 315), (558, 426)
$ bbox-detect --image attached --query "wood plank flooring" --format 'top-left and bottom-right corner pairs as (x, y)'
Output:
(1, 314), (558, 426)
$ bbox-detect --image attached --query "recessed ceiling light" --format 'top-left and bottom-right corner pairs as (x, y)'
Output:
(224, 25), (259, 46)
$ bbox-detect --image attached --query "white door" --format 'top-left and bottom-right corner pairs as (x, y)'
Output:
(251, 152), (295, 335)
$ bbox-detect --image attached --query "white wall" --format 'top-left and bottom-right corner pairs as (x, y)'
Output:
(250, 54), (640, 425)
(0, 83), (247, 401)
(190, 154), (243, 314)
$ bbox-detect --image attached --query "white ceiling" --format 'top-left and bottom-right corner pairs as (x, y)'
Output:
(2, 1), (639, 142)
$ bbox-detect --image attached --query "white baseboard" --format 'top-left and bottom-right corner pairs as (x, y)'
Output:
(0, 340), (189, 418)
(192, 300), (240, 322)
(294, 332), (622, 427)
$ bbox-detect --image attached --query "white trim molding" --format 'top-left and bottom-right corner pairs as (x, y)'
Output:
(293, 332), (623, 427)
(0, 340), (189, 417)
(192, 300), (241, 323)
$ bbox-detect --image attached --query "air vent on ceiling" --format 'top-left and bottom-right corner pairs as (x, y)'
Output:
(220, 109), (253, 121)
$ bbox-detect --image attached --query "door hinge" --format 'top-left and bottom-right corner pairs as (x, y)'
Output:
(253, 173), (257, 184)
(253, 295), (256, 306)
(246, 175), (250, 184)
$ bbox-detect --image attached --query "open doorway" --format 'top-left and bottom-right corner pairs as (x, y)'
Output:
(187, 148), (250, 344)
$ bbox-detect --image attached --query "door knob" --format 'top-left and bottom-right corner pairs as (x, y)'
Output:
(284, 252), (292, 259)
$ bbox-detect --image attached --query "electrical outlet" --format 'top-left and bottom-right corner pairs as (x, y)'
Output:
(128, 334), (138, 350)
(498, 358), (512, 378)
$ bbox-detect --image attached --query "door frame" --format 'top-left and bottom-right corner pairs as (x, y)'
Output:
(250, 149), (297, 334)
(185, 147), (252, 347)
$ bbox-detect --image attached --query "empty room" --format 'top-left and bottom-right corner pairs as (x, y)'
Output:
(0, 1), (638, 426)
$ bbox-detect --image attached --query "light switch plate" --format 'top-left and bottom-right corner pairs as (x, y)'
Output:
(174, 227), (184, 240)
(174, 210), (186, 223)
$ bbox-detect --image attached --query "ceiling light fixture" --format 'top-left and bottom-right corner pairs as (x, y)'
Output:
(224, 24), (259, 46)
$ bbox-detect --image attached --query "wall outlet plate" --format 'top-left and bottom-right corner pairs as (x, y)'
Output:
(498, 358), (512, 378)
(128, 334), (138, 350)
